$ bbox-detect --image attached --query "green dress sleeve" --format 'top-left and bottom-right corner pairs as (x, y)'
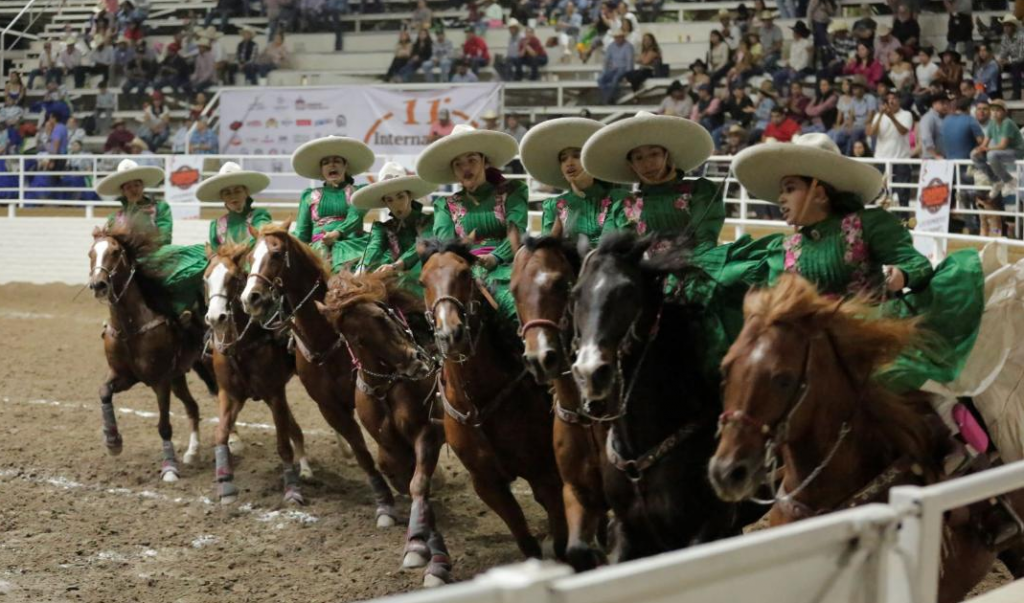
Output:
(541, 196), (558, 235)
(360, 222), (387, 270)
(339, 186), (368, 239)
(251, 207), (273, 230)
(690, 178), (725, 252)
(155, 201), (173, 246)
(491, 181), (528, 264)
(602, 197), (629, 234)
(432, 196), (457, 240)
(293, 189), (314, 243)
(861, 208), (933, 290)
(397, 213), (433, 269)
(208, 219), (220, 251)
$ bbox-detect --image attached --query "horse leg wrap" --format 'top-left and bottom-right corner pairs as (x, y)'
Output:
(101, 403), (122, 450)
(160, 440), (179, 479)
(214, 444), (239, 500)
(424, 531), (453, 586)
(282, 465), (305, 505)
(406, 499), (431, 543)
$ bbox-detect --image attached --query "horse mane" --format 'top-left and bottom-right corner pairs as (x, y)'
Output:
(214, 241), (252, 269)
(258, 222), (332, 282)
(739, 273), (936, 465)
(522, 235), (581, 273)
(325, 271), (426, 316)
(95, 223), (176, 316)
(418, 237), (477, 266)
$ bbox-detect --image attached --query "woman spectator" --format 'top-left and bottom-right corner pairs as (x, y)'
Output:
(803, 77), (840, 134)
(726, 38), (756, 86)
(934, 49), (964, 94)
(843, 42), (884, 87)
(744, 31), (763, 63)
(409, 0), (433, 32)
(189, 91), (208, 121)
(914, 46), (940, 94)
(384, 30), (414, 82)
(246, 32), (289, 84)
(851, 138), (874, 159)
(399, 27), (433, 82)
(4, 71), (26, 108)
(708, 30), (732, 86)
(687, 58), (711, 90)
(625, 33), (663, 92)
(786, 81), (811, 125)
(139, 92), (171, 151)
(807, 0), (838, 50)
(888, 48), (916, 100)
(713, 84), (755, 148)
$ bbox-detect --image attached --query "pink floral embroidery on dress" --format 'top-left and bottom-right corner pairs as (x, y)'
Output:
(493, 190), (508, 224)
(556, 198), (569, 225)
(597, 197), (612, 226)
(841, 212), (871, 295)
(446, 196), (468, 237)
(783, 233), (803, 273)
(623, 197), (646, 235)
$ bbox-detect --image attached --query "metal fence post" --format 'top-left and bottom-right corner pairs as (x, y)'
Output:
(888, 485), (943, 603)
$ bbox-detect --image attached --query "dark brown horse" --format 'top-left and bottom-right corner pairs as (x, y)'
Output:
(709, 274), (1024, 603)
(316, 270), (451, 587)
(240, 224), (397, 527)
(88, 226), (212, 481)
(508, 222), (609, 572)
(204, 243), (312, 504)
(571, 231), (750, 562)
(418, 239), (567, 561)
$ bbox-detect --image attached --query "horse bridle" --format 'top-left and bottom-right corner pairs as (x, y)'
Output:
(349, 301), (437, 394)
(425, 292), (482, 363)
(207, 270), (259, 355)
(92, 242), (137, 304)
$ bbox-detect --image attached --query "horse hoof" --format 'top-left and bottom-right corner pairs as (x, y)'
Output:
(283, 487), (306, 506)
(403, 551), (429, 569)
(105, 433), (123, 456)
(162, 470), (179, 483)
(227, 434), (244, 455)
(106, 444), (123, 457)
(376, 514), (397, 529)
(298, 459), (314, 481)
(217, 481), (239, 502)
(220, 494), (238, 505)
(183, 451), (198, 466)
(423, 573), (447, 588)
(566, 545), (605, 573)
(423, 563), (452, 588)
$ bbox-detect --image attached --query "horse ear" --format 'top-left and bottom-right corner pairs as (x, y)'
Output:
(461, 230), (478, 247)
(281, 217), (293, 233)
(576, 233), (591, 260)
(204, 242), (214, 260)
(313, 300), (330, 317)
(92, 226), (103, 239)
(507, 222), (522, 252)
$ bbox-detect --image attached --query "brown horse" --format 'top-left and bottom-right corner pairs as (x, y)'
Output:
(508, 222), (609, 572)
(240, 224), (397, 526)
(88, 226), (211, 481)
(418, 239), (568, 561)
(316, 270), (452, 587)
(709, 274), (1024, 603)
(203, 243), (313, 504)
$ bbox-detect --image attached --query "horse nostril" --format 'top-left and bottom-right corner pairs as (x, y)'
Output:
(248, 291), (262, 304)
(540, 349), (559, 373)
(214, 313), (228, 325)
(591, 363), (613, 393)
(727, 464), (749, 486)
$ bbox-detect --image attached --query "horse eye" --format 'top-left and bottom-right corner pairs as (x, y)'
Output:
(772, 374), (796, 391)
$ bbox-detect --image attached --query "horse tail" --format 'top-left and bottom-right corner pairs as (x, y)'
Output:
(192, 356), (218, 396)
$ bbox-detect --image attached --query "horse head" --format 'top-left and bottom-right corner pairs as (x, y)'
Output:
(89, 225), (158, 303)
(241, 220), (326, 320)
(204, 242), (250, 335)
(418, 237), (480, 360)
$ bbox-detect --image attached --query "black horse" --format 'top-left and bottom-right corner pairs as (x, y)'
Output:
(570, 231), (758, 561)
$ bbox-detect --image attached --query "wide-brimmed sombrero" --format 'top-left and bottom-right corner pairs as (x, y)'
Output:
(350, 161), (436, 210)
(415, 123), (518, 184)
(291, 135), (375, 181)
(519, 118), (602, 189)
(95, 159), (165, 197)
(580, 111), (713, 184)
(732, 133), (884, 204)
(195, 161), (271, 202)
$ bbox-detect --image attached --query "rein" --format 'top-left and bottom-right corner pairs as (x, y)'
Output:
(93, 248), (137, 305)
(347, 302), (438, 401)
(425, 288), (484, 364)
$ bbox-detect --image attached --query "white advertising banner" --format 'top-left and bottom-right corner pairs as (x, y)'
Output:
(217, 85), (502, 158)
(164, 155), (203, 219)
(913, 160), (955, 262)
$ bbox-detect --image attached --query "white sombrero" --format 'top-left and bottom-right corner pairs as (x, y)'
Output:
(291, 135), (375, 181)
(519, 117), (602, 189)
(350, 161), (437, 210)
(732, 133), (884, 205)
(415, 124), (518, 185)
(580, 111), (713, 185)
(95, 159), (165, 197)
(195, 161), (271, 202)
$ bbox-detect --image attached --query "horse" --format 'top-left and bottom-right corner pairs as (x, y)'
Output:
(240, 223), (398, 527)
(203, 243), (313, 505)
(708, 274), (1024, 603)
(508, 222), (609, 572)
(570, 231), (750, 562)
(316, 270), (452, 587)
(418, 238), (568, 561)
(88, 225), (213, 481)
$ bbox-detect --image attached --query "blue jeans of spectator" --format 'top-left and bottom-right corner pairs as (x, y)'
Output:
(122, 76), (149, 96)
(776, 0), (796, 19)
(801, 124), (826, 134)
(974, 149), (1019, 184)
(513, 55), (547, 81)
(466, 56), (487, 75)
(829, 126), (866, 155)
(141, 129), (170, 152)
(243, 63), (277, 84)
(28, 68), (62, 89)
(762, 51), (782, 73)
(422, 58), (451, 82)
(397, 59), (423, 82)
(325, 0), (347, 50)
(153, 75), (189, 94)
(772, 67), (813, 95)
(189, 78), (215, 96)
(599, 67), (628, 103)
(1007, 62), (1024, 100)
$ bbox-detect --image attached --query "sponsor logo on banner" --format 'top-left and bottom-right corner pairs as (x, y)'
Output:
(164, 156), (204, 220)
(913, 160), (954, 262)
(297, 119), (312, 126)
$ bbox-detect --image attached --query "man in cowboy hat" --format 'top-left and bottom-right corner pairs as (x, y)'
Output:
(919, 92), (950, 160)
(719, 123), (748, 155)
(997, 14), (1024, 100)
(823, 20), (857, 79)
(496, 18), (524, 81)
(598, 27), (634, 104)
(190, 38), (216, 95)
(773, 20), (813, 92)
(718, 8), (741, 49)
(758, 11), (784, 71)
(232, 26), (259, 85)
(480, 109), (501, 131)
(945, 0), (974, 60)
(153, 42), (190, 95)
(892, 4), (920, 51)
(656, 80), (693, 117)
(875, 24), (902, 69)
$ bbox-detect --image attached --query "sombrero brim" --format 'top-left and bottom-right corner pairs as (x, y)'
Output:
(95, 166), (165, 197)
(519, 118), (602, 189)
(732, 143), (884, 205)
(195, 170), (271, 202)
(350, 175), (437, 210)
(415, 130), (518, 184)
(581, 114), (713, 184)
(291, 137), (375, 181)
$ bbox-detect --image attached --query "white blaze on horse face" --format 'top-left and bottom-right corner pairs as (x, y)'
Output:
(241, 240), (269, 303)
(536, 329), (552, 356)
(574, 342), (604, 380)
(750, 338), (769, 365)
(92, 240), (109, 276)
(534, 270), (555, 288)
(206, 263), (230, 324)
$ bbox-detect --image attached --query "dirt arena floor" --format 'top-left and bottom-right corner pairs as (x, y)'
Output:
(0, 283), (1010, 603)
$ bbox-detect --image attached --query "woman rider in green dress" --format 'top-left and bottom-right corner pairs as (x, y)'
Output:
(95, 159), (207, 325)
(732, 132), (985, 394)
(351, 161), (437, 296)
(195, 162), (273, 251)
(519, 117), (631, 247)
(416, 123), (527, 324)
(291, 136), (375, 273)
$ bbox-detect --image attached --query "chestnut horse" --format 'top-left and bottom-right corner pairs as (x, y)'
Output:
(240, 224), (397, 526)
(571, 232), (751, 561)
(418, 239), (568, 560)
(204, 243), (313, 504)
(88, 225), (211, 481)
(709, 274), (1024, 603)
(316, 271), (452, 587)
(508, 222), (609, 572)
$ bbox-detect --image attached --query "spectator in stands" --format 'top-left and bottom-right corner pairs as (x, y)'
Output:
(170, 117), (193, 153)
(851, 4), (876, 46)
(461, 28), (490, 75)
(725, 38), (756, 87)
(121, 47), (153, 98)
(128, 136), (161, 165)
(139, 93), (170, 151)
(892, 4), (920, 53)
(688, 58), (710, 90)
(708, 30), (731, 86)
(719, 124), (748, 155)
(87, 37), (114, 87)
(422, 30), (454, 82)
(556, 2), (583, 62)
(232, 26), (259, 85)
(875, 25), (901, 70)
(503, 113), (528, 143)
(28, 42), (57, 90)
(384, 31), (414, 82)
(625, 33), (663, 92)
(734, 4), (751, 34)
(867, 90), (913, 184)
(973, 43), (1001, 99)
(578, 2), (617, 63)
(481, 0), (504, 33)
(410, 0), (433, 32)
(934, 49), (964, 94)
(715, 83), (755, 146)
(786, 81), (811, 125)
(829, 74), (875, 155)
(913, 47), (940, 109)
(190, 38), (217, 94)
(95, 81), (116, 133)
(65, 140), (100, 201)
(598, 28), (633, 104)
(0, 96), (24, 130)
(919, 93), (949, 159)
(191, 92), (209, 120)
(850, 139), (873, 160)
(772, 21), (813, 93)
(496, 19), (524, 81)
(888, 49), (915, 102)
(268, 0), (299, 41)
(974, 97), (991, 128)
(4, 71), (26, 108)
(104, 118), (135, 153)
(757, 11), (783, 72)
(42, 113), (68, 155)
(972, 99), (1024, 196)
(450, 60), (479, 82)
(944, 0), (974, 60)
(322, 0), (346, 51)
(747, 80), (777, 142)
(253, 32), (289, 83)
(56, 38), (87, 89)
(843, 42), (883, 88)
(481, 109), (500, 130)
(656, 80), (693, 117)
(821, 20), (856, 81)
(514, 27), (548, 82)
(806, 0), (837, 50)
(718, 9), (741, 50)
(762, 105), (800, 142)
(691, 83), (723, 135)
(998, 15), (1024, 101)
(399, 28), (434, 83)
(153, 42), (190, 95)
(942, 95), (984, 162)
(66, 116), (86, 148)
(635, 0), (662, 24)
(189, 116), (219, 154)
(427, 108), (455, 143)
(112, 37), (135, 85)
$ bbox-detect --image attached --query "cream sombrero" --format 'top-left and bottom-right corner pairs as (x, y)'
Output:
(415, 123), (518, 185)
(519, 117), (602, 189)
(95, 159), (165, 197)
(291, 135), (375, 181)
(580, 111), (713, 185)
(732, 133), (884, 205)
(350, 161), (437, 210)
(195, 161), (271, 202)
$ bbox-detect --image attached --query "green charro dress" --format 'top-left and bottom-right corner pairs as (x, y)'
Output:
(293, 181), (370, 273)
(106, 196), (207, 316)
(208, 198), (272, 251)
(357, 202), (434, 296)
(432, 178), (529, 324)
(540, 181), (631, 246)
(765, 207), (984, 392)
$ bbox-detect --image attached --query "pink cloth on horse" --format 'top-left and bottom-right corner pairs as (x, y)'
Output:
(470, 246), (496, 256)
(953, 403), (990, 453)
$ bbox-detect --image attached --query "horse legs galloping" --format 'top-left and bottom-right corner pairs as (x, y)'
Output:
(285, 405), (314, 480)
(265, 390), (305, 504)
(227, 398), (246, 454)
(170, 375), (201, 465)
(527, 472), (569, 561)
(98, 371), (137, 455)
(563, 483), (606, 571)
(403, 427), (451, 587)
(213, 388), (243, 503)
(154, 381), (180, 483)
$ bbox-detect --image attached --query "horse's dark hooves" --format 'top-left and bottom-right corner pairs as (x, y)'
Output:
(283, 486), (306, 506)
(104, 432), (123, 456)
(566, 544), (607, 573)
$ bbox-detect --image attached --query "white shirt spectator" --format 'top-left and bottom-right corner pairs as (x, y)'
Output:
(788, 37), (813, 71)
(916, 61), (940, 88)
(60, 47), (83, 70)
(869, 108), (913, 158)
